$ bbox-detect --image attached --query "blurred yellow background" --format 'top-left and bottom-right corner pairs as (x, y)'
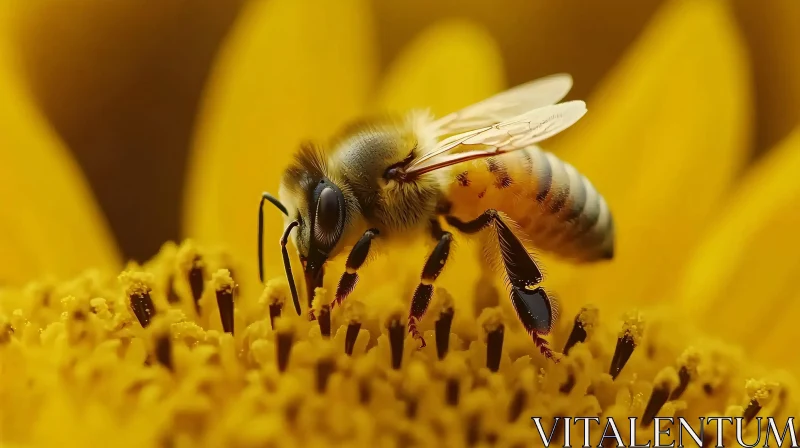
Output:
(2, 0), (800, 371)
(4, 0), (797, 261)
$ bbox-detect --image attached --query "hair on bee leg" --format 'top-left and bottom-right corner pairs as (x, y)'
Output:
(407, 220), (453, 348)
(279, 221), (302, 316)
(331, 228), (380, 311)
(258, 192), (289, 284)
(445, 209), (543, 288)
(446, 209), (560, 361)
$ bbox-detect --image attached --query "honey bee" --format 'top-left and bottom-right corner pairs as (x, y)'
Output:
(258, 74), (614, 360)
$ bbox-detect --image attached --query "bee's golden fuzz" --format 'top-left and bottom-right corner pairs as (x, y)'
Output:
(444, 145), (614, 262)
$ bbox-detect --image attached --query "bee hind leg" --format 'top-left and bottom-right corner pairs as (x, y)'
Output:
(445, 209), (560, 361)
(510, 286), (560, 361)
(408, 220), (453, 349)
(331, 228), (380, 311)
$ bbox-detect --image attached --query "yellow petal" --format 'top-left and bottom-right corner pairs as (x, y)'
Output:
(677, 127), (800, 368)
(183, 0), (377, 295)
(375, 18), (506, 116)
(0, 6), (120, 284)
(374, 0), (664, 102)
(539, 0), (752, 317)
(7, 0), (241, 260)
(732, 0), (800, 154)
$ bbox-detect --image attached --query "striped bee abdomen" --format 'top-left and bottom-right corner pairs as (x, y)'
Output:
(443, 146), (614, 262)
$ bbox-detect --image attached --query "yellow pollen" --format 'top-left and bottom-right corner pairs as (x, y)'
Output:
(654, 366), (680, 390)
(478, 307), (504, 333)
(118, 270), (154, 297)
(435, 287), (454, 311)
(402, 360), (431, 396)
(678, 346), (702, 375)
(1, 240), (797, 446)
(341, 298), (367, 324)
(439, 352), (468, 379)
(312, 287), (328, 312)
(259, 278), (289, 306)
(619, 309), (646, 343)
(577, 305), (599, 333)
(175, 239), (205, 272)
(210, 268), (235, 292)
(746, 379), (779, 405)
(274, 315), (295, 336)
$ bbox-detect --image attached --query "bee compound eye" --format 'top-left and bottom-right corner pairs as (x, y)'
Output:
(314, 186), (343, 241)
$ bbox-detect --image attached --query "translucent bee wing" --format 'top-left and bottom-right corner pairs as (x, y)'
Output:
(405, 100), (587, 176)
(432, 73), (573, 136)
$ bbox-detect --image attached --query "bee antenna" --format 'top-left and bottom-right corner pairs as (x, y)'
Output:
(259, 192), (290, 285)
(262, 192), (289, 216)
(279, 221), (302, 316)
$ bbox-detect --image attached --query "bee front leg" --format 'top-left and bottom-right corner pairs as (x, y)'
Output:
(445, 210), (560, 361)
(408, 220), (453, 349)
(331, 228), (380, 311)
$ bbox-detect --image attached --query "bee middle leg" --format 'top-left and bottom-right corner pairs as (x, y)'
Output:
(407, 220), (453, 348)
(330, 228), (380, 311)
(445, 210), (559, 360)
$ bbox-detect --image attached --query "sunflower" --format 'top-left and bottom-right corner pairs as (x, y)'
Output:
(1, 0), (800, 446)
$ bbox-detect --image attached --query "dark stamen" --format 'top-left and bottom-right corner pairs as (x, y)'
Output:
(130, 291), (156, 328)
(669, 366), (691, 400)
(358, 380), (371, 404)
(435, 307), (454, 360)
(188, 256), (205, 313)
(388, 318), (405, 370)
(609, 314), (643, 380)
(286, 402), (300, 426)
(405, 397), (419, 419)
(609, 333), (637, 380)
(268, 303), (282, 330)
(344, 322), (361, 356)
(466, 414), (480, 447)
(317, 305), (331, 338)
(486, 325), (504, 373)
(215, 283), (235, 335)
(155, 334), (172, 371)
(315, 358), (335, 393)
(0, 324), (13, 344)
(743, 399), (762, 425)
(276, 330), (293, 372)
(563, 313), (588, 355)
(166, 275), (180, 304)
(507, 389), (526, 422)
(642, 383), (671, 427)
(559, 371), (576, 394)
(445, 378), (460, 406)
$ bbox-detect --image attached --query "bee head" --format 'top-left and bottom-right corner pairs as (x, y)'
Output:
(275, 144), (359, 308)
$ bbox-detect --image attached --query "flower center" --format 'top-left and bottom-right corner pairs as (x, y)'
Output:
(0, 240), (794, 446)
